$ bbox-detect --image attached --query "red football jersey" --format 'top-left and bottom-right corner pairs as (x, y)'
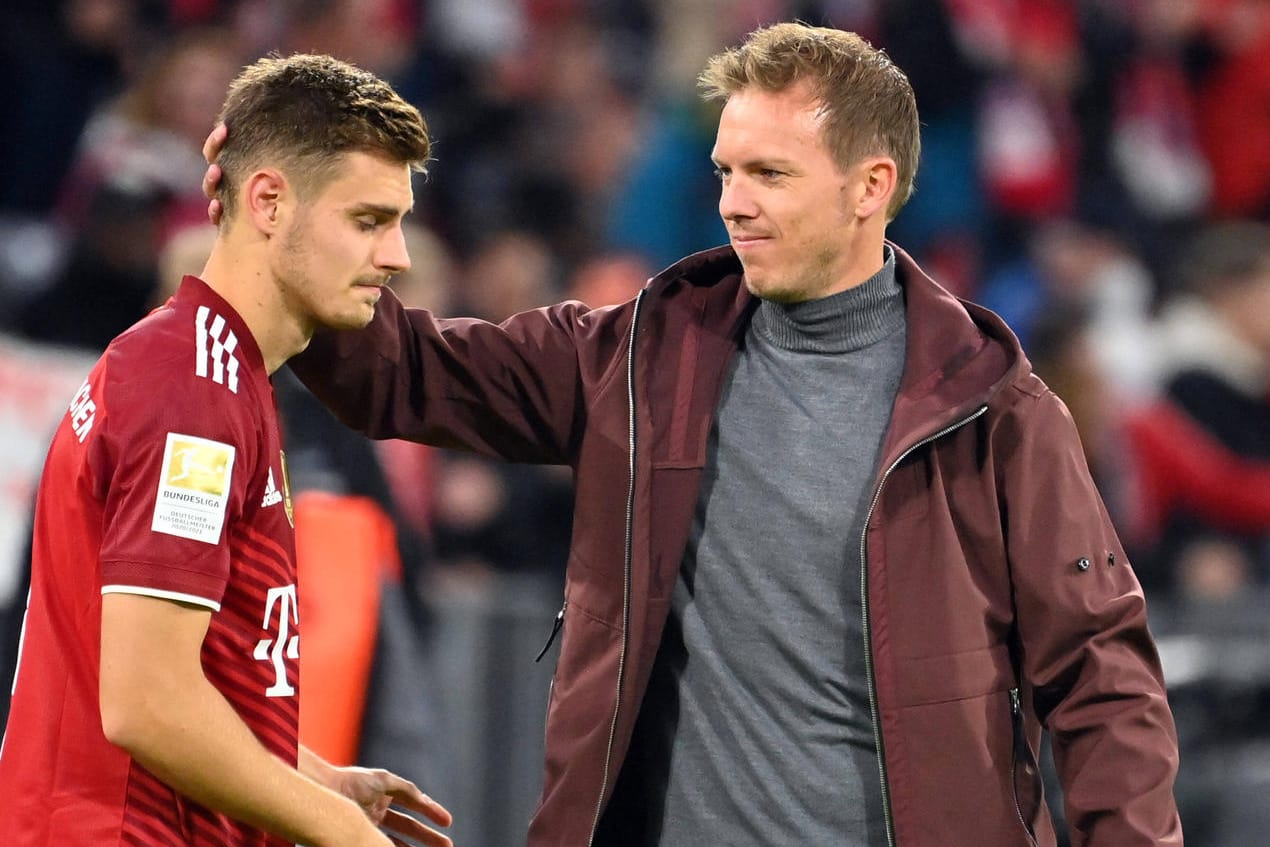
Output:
(0, 277), (301, 846)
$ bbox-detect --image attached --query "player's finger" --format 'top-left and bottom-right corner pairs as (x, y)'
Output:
(380, 809), (452, 847)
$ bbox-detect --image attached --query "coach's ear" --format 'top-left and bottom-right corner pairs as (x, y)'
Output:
(851, 155), (897, 222)
(202, 123), (228, 225)
(242, 169), (291, 236)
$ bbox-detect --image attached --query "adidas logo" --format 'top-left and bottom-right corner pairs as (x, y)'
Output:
(261, 468), (283, 508)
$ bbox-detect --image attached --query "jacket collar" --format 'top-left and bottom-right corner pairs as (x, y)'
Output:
(646, 242), (1029, 462)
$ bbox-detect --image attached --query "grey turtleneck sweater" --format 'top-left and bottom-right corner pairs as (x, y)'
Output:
(631, 249), (906, 846)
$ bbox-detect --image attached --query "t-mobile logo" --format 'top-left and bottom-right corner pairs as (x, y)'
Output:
(253, 585), (299, 697)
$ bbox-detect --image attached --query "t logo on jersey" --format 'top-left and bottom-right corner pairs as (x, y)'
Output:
(152, 433), (235, 544)
(254, 584), (300, 697)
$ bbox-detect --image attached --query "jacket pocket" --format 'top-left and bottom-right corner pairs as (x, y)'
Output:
(564, 548), (626, 629)
(1010, 687), (1040, 847)
(896, 642), (1014, 707)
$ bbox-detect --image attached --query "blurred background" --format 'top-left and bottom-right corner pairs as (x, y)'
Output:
(1, 0), (1268, 844)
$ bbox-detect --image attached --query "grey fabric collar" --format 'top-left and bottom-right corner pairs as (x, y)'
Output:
(752, 246), (903, 354)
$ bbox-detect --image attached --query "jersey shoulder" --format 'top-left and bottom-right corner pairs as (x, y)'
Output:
(111, 296), (256, 391)
(102, 290), (269, 426)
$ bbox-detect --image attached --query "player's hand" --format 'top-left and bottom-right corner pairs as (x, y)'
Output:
(329, 765), (453, 847)
(202, 123), (228, 225)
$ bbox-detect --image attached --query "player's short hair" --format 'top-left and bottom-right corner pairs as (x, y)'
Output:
(698, 22), (919, 220)
(215, 53), (431, 223)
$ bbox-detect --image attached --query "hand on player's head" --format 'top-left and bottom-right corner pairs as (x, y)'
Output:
(202, 123), (228, 225)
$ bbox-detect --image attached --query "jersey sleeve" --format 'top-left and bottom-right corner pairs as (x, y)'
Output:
(94, 343), (259, 611)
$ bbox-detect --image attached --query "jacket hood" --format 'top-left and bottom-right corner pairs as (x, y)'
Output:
(883, 242), (1030, 458)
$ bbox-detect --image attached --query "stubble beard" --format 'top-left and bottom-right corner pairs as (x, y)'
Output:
(276, 220), (382, 331)
(743, 263), (795, 303)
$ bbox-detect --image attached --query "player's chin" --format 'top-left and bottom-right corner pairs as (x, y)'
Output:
(326, 306), (376, 330)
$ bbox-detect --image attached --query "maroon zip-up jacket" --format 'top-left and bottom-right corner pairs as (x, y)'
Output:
(291, 244), (1182, 847)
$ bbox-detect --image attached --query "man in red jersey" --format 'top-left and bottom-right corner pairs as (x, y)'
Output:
(0, 54), (452, 847)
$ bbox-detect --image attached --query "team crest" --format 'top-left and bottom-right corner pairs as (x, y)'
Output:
(280, 451), (294, 526)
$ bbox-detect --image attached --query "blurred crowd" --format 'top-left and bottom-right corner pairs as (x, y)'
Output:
(1, 0), (1269, 844)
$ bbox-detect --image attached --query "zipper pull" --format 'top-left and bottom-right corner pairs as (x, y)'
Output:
(535, 600), (567, 662)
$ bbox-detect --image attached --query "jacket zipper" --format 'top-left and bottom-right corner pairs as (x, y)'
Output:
(1010, 687), (1040, 846)
(587, 290), (645, 846)
(535, 600), (567, 662)
(860, 404), (988, 847)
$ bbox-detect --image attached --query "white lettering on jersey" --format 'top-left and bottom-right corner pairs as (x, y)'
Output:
(68, 380), (96, 443)
(261, 467), (283, 508)
(151, 432), (235, 544)
(253, 585), (300, 697)
(194, 305), (240, 394)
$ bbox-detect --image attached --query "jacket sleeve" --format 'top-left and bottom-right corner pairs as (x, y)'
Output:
(289, 288), (622, 465)
(998, 386), (1183, 846)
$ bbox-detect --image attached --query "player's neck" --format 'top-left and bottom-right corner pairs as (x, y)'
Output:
(200, 241), (310, 375)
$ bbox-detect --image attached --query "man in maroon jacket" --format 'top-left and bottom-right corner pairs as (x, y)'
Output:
(206, 20), (1182, 847)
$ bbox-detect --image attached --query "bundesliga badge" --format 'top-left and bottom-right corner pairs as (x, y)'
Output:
(152, 432), (236, 544)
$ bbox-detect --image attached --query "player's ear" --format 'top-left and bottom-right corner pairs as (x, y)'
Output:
(242, 169), (289, 234)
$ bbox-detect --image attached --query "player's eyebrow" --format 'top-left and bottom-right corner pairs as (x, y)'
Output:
(348, 202), (413, 219)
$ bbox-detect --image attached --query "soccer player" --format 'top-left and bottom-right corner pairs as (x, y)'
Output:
(0, 55), (451, 847)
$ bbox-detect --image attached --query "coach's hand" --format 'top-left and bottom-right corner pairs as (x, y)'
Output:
(299, 747), (452, 847)
(202, 123), (228, 225)
(329, 764), (453, 847)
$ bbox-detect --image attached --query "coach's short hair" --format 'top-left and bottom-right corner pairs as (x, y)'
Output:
(215, 53), (431, 223)
(698, 22), (919, 220)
